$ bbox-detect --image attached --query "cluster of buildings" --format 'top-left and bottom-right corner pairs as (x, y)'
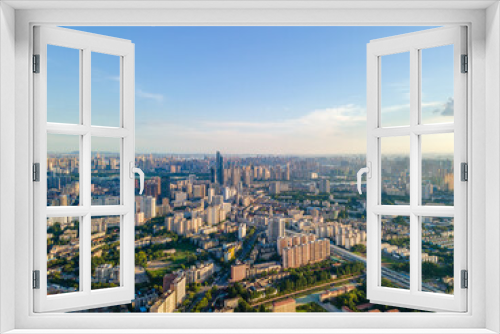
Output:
(47, 155), (79, 206)
(46, 150), (456, 312)
(149, 261), (216, 313)
(185, 262), (215, 284)
(150, 270), (187, 313)
(93, 264), (120, 284)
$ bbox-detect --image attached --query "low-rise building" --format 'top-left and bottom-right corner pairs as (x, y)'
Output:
(186, 262), (215, 284)
(272, 298), (296, 312)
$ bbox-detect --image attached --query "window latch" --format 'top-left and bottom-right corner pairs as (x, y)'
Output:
(129, 162), (145, 194)
(357, 162), (371, 195)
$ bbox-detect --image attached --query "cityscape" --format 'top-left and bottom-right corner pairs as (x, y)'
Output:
(46, 150), (454, 313)
(44, 26), (455, 314)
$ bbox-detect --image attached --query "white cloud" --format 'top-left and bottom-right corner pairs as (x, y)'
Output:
(136, 89), (164, 103)
(107, 75), (121, 82)
(136, 104), (367, 155)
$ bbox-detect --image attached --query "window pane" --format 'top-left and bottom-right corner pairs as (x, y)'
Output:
(421, 45), (454, 124)
(421, 217), (454, 294)
(380, 215), (410, 290)
(47, 45), (80, 124)
(47, 216), (80, 295)
(91, 52), (121, 127)
(380, 52), (410, 127)
(91, 137), (121, 205)
(381, 136), (410, 205)
(421, 133), (454, 206)
(91, 216), (121, 290)
(47, 134), (80, 206)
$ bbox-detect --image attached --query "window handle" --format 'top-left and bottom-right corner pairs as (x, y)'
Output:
(129, 162), (145, 195)
(357, 162), (371, 195)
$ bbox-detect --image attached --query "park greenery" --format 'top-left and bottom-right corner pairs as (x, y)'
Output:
(296, 302), (328, 312)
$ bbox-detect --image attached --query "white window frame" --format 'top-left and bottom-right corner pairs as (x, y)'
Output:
(1, 2), (499, 333)
(32, 26), (136, 312)
(365, 26), (467, 312)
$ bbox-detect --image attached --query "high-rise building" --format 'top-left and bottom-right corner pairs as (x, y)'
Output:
(319, 179), (331, 193)
(150, 290), (176, 313)
(223, 187), (231, 201)
(210, 166), (217, 184)
(193, 184), (205, 199)
(206, 206), (220, 226)
(423, 183), (433, 200)
(216, 151), (224, 185)
(231, 167), (240, 187)
(268, 217), (285, 242)
(270, 182), (280, 195)
(171, 272), (186, 305)
(208, 188), (215, 204)
(142, 196), (156, 219)
(213, 195), (223, 206)
(244, 169), (252, 186)
(161, 271), (186, 309)
(281, 237), (330, 269)
(238, 224), (247, 240)
(163, 175), (171, 200)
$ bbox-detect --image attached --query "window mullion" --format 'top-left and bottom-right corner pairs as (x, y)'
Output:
(82, 48), (92, 294)
(409, 47), (420, 294)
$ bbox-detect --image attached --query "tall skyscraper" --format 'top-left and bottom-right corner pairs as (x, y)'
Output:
(210, 166), (217, 184)
(162, 175), (171, 200)
(216, 151), (224, 185)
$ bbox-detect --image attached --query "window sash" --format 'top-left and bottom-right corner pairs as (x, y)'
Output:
(33, 26), (136, 313)
(366, 26), (468, 312)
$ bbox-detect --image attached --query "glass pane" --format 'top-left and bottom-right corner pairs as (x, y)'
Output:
(381, 136), (410, 205)
(91, 137), (121, 205)
(91, 52), (121, 127)
(380, 52), (410, 127)
(421, 45), (454, 124)
(91, 216), (121, 290)
(47, 45), (80, 124)
(421, 133), (454, 206)
(380, 215), (410, 290)
(47, 216), (80, 295)
(47, 134), (80, 206)
(421, 217), (454, 294)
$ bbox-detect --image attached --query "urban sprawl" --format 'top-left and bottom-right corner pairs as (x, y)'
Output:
(46, 151), (454, 313)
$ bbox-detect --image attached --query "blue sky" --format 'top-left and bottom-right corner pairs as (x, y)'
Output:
(48, 26), (454, 154)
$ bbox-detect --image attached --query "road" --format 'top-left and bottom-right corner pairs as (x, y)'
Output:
(330, 243), (442, 293)
(210, 227), (263, 289)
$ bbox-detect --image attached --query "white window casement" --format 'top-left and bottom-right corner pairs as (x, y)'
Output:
(1, 1), (500, 334)
(33, 26), (139, 312)
(364, 26), (468, 312)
